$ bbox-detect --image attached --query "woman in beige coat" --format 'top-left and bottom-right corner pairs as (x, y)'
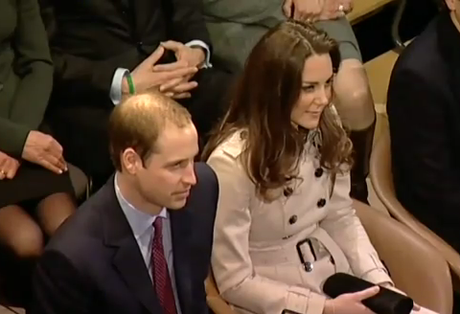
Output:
(203, 21), (421, 314)
(203, 0), (375, 203)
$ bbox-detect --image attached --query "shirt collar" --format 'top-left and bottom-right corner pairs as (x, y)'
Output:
(114, 172), (168, 240)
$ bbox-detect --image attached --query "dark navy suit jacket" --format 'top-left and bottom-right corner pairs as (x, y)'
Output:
(29, 162), (218, 314)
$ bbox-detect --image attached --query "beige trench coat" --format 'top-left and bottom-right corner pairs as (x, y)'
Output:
(207, 131), (393, 314)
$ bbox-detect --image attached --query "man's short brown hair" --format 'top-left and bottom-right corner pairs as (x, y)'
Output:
(108, 92), (192, 171)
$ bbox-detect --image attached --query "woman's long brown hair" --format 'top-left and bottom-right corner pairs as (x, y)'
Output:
(202, 20), (353, 200)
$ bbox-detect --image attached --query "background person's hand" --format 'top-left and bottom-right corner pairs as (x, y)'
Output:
(159, 76), (198, 99)
(0, 151), (20, 180)
(159, 40), (206, 69)
(152, 41), (205, 99)
(319, 0), (353, 20)
(283, 0), (325, 22)
(124, 45), (198, 95)
(21, 130), (67, 175)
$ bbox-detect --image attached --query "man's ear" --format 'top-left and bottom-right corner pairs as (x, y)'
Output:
(121, 148), (143, 174)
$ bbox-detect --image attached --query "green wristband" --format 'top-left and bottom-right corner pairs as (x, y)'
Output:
(126, 74), (136, 95)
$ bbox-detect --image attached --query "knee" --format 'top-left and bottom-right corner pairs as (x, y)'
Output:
(38, 192), (76, 236)
(335, 77), (373, 115)
(9, 227), (44, 259)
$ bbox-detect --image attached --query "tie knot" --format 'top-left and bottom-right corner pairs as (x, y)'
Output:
(153, 217), (163, 238)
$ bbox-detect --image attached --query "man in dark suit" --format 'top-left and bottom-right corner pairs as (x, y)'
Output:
(38, 0), (233, 188)
(29, 93), (218, 314)
(387, 0), (460, 252)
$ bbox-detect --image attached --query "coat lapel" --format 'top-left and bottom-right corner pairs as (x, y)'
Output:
(437, 12), (460, 138)
(170, 208), (194, 314)
(101, 177), (162, 314)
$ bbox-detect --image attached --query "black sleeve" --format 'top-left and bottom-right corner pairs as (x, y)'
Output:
(387, 68), (460, 219)
(162, 0), (212, 48)
(38, 0), (126, 106)
(29, 250), (95, 314)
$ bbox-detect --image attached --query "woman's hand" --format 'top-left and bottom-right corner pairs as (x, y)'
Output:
(323, 286), (379, 314)
(21, 130), (67, 174)
(0, 151), (20, 180)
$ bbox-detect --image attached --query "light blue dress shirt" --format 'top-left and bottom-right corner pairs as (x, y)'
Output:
(114, 174), (182, 313)
(110, 40), (211, 105)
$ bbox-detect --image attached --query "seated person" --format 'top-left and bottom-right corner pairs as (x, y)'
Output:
(38, 0), (233, 188)
(204, 21), (428, 314)
(0, 0), (75, 300)
(387, 0), (460, 252)
(29, 93), (218, 314)
(203, 0), (375, 202)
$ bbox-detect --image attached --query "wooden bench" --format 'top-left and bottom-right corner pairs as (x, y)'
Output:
(364, 48), (399, 143)
(364, 39), (412, 109)
(0, 305), (24, 314)
(364, 48), (400, 110)
(349, 0), (396, 24)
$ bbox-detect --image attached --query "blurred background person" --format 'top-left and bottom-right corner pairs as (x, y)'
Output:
(0, 0), (76, 305)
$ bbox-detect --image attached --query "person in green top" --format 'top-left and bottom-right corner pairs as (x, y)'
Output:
(0, 0), (76, 279)
(203, 0), (376, 204)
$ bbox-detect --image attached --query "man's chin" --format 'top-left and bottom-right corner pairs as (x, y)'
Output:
(167, 199), (188, 210)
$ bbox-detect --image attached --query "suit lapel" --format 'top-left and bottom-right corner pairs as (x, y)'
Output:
(112, 240), (162, 314)
(101, 177), (162, 314)
(437, 13), (460, 136)
(170, 209), (193, 314)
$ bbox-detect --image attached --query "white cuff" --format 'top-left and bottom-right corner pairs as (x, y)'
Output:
(110, 68), (130, 105)
(185, 40), (212, 69)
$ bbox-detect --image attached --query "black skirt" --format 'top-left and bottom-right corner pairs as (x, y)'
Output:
(0, 161), (74, 209)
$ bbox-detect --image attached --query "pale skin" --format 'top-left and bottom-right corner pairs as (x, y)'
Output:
(446, 0), (460, 31)
(284, 0), (376, 132)
(122, 42), (206, 100)
(117, 123), (199, 216)
(290, 53), (333, 130)
(294, 53), (420, 313)
(282, 0), (353, 22)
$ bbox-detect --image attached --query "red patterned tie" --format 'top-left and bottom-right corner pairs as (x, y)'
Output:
(152, 217), (177, 314)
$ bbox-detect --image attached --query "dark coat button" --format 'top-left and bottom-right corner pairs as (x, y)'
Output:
(0, 83), (3, 92)
(314, 168), (323, 178)
(317, 198), (326, 208)
(288, 215), (297, 225)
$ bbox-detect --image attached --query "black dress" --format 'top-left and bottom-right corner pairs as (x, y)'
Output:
(0, 161), (74, 209)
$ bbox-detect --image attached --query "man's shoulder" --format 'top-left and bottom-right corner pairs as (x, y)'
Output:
(193, 162), (218, 195)
(392, 16), (444, 79)
(45, 189), (109, 265)
(183, 162), (218, 223)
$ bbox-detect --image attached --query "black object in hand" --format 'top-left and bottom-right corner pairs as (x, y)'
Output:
(323, 273), (413, 314)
